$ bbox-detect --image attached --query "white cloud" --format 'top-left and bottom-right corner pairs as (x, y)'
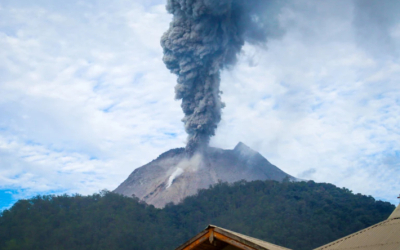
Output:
(0, 0), (186, 199)
(214, 0), (400, 203)
(0, 0), (399, 205)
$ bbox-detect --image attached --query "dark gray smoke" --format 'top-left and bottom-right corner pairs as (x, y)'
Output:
(161, 0), (284, 154)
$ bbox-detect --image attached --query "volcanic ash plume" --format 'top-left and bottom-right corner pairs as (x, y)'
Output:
(161, 0), (284, 154)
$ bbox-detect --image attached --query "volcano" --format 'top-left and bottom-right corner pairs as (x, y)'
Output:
(114, 142), (296, 208)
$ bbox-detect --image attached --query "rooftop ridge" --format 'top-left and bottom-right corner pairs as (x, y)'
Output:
(314, 209), (400, 250)
(388, 204), (400, 219)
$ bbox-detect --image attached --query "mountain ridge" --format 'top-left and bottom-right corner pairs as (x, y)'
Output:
(114, 142), (296, 208)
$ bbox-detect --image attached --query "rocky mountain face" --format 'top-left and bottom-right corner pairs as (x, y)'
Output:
(114, 142), (295, 208)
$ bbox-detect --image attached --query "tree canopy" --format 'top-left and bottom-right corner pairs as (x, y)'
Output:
(0, 180), (395, 250)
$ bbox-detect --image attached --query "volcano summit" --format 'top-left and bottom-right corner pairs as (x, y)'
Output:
(114, 142), (296, 208)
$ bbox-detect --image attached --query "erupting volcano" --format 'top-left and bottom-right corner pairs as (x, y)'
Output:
(114, 1), (290, 207)
(114, 142), (296, 208)
(161, 0), (284, 154)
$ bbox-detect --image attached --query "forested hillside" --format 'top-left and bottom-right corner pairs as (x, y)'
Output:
(0, 180), (395, 250)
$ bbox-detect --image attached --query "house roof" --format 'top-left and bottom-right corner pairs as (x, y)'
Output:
(388, 203), (400, 220)
(175, 225), (292, 250)
(314, 204), (400, 250)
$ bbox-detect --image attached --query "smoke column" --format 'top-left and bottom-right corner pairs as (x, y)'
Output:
(161, 0), (283, 154)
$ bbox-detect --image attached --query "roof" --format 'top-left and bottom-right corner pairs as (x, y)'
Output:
(314, 204), (400, 250)
(388, 203), (400, 220)
(175, 225), (292, 250)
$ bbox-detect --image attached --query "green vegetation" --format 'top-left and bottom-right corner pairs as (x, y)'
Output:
(0, 180), (395, 250)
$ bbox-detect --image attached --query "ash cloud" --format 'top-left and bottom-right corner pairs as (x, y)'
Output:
(161, 0), (284, 154)
(353, 0), (400, 58)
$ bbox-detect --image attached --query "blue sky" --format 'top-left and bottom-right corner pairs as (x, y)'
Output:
(0, 190), (16, 211)
(1, 0), (400, 211)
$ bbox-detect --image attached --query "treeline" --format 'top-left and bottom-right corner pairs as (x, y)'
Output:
(0, 180), (395, 250)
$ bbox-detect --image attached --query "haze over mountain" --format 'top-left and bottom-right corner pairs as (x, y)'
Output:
(114, 142), (295, 207)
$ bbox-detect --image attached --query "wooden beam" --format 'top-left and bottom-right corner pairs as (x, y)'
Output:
(209, 229), (215, 243)
(181, 231), (211, 250)
(214, 231), (257, 250)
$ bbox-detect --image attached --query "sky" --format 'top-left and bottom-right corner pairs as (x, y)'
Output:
(1, 0), (400, 211)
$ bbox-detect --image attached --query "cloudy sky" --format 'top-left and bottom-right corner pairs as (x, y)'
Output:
(1, 0), (400, 210)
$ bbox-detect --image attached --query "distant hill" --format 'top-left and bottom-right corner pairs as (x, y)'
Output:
(0, 180), (395, 250)
(114, 142), (296, 208)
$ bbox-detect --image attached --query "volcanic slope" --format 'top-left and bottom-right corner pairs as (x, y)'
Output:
(114, 142), (295, 208)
